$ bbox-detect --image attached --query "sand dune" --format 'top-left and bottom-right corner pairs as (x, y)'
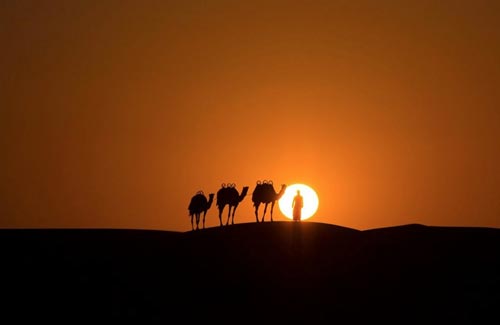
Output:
(1, 222), (498, 323)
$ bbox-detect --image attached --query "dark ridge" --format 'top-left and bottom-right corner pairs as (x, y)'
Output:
(1, 222), (498, 323)
(184, 220), (360, 234)
(363, 223), (429, 232)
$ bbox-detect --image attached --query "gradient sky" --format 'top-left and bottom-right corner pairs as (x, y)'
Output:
(1, 0), (499, 231)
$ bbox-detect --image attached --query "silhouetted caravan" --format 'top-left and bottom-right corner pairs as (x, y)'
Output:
(216, 183), (249, 227)
(188, 191), (215, 230)
(252, 180), (287, 222)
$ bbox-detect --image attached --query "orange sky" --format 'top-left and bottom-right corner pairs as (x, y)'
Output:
(1, 1), (499, 231)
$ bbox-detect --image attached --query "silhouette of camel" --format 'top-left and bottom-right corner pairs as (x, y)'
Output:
(188, 191), (215, 230)
(252, 180), (287, 222)
(216, 183), (249, 227)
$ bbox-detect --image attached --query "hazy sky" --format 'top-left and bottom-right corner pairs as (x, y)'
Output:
(1, 0), (499, 231)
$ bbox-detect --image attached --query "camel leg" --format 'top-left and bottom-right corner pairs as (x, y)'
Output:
(196, 214), (200, 230)
(226, 207), (231, 226)
(202, 211), (207, 229)
(270, 201), (275, 222)
(254, 203), (261, 222)
(231, 205), (238, 225)
(191, 215), (194, 231)
(261, 203), (269, 222)
(218, 208), (224, 227)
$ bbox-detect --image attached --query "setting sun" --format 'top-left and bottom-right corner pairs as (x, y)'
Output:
(278, 184), (319, 221)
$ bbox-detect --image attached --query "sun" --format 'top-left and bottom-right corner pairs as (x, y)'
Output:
(278, 183), (319, 221)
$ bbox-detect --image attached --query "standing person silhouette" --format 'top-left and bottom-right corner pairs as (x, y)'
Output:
(292, 189), (303, 222)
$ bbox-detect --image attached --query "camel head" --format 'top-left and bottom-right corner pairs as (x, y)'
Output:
(207, 193), (215, 208)
(239, 186), (249, 201)
(276, 184), (287, 200)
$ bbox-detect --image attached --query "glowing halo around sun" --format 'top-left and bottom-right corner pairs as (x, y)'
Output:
(278, 183), (319, 221)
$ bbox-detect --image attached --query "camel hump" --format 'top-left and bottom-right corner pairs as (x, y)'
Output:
(219, 186), (238, 201)
(191, 192), (206, 202)
(264, 183), (275, 196)
(252, 182), (263, 201)
(188, 193), (207, 213)
(217, 185), (228, 196)
(216, 186), (228, 203)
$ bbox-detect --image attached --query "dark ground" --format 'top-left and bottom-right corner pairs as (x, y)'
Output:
(1, 222), (499, 323)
